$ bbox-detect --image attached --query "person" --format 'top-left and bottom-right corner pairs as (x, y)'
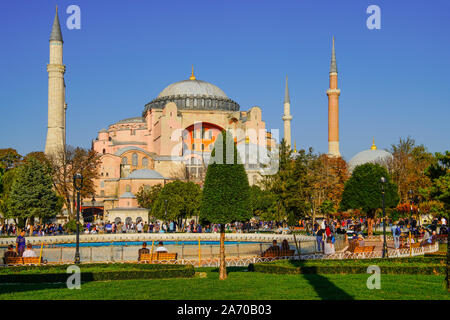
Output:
(3, 245), (18, 264)
(315, 225), (325, 253)
(263, 240), (281, 256)
(155, 241), (168, 253)
(281, 239), (290, 251)
(16, 230), (26, 256)
(391, 223), (401, 249)
(22, 243), (38, 258)
(357, 234), (365, 247)
(324, 237), (335, 255)
(138, 242), (150, 261)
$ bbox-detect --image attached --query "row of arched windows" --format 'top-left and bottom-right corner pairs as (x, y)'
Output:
(121, 153), (149, 168)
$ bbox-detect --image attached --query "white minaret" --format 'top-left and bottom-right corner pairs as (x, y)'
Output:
(45, 7), (66, 158)
(282, 75), (292, 147)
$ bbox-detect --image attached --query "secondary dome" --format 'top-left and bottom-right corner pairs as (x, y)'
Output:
(349, 140), (392, 171)
(143, 68), (240, 114)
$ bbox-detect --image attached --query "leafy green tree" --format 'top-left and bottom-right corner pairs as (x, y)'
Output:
(8, 157), (62, 228)
(423, 151), (450, 290)
(0, 167), (19, 220)
(136, 184), (163, 211)
(0, 148), (22, 171)
(249, 185), (276, 220)
(201, 131), (251, 280)
(340, 163), (399, 235)
(151, 181), (201, 227)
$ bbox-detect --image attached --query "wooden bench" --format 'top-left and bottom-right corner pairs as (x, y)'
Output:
(139, 252), (177, 262)
(261, 249), (295, 258)
(352, 246), (375, 254)
(4, 257), (43, 265)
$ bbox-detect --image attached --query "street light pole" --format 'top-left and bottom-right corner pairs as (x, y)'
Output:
(73, 173), (83, 264)
(408, 189), (414, 256)
(380, 177), (387, 258)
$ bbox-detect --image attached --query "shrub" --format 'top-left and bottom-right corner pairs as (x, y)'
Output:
(0, 263), (195, 283)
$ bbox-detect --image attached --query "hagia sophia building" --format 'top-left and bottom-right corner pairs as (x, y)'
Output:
(43, 9), (389, 223)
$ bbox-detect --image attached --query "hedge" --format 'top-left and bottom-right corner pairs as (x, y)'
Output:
(0, 263), (195, 283)
(248, 263), (446, 275)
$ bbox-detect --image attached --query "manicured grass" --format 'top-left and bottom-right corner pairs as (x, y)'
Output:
(0, 267), (448, 300)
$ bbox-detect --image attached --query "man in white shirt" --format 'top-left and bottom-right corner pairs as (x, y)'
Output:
(155, 241), (168, 253)
(22, 244), (37, 257)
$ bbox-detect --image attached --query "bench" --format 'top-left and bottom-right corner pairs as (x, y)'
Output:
(352, 246), (375, 254)
(4, 257), (43, 265)
(261, 249), (295, 258)
(139, 252), (177, 262)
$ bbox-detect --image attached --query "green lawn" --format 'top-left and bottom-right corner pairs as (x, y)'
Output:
(0, 267), (448, 300)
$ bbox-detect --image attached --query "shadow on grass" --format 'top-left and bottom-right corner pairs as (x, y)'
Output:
(286, 260), (354, 300)
(0, 282), (69, 295)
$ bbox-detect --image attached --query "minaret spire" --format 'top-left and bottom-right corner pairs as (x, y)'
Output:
(282, 75), (292, 148)
(50, 6), (63, 43)
(45, 9), (66, 158)
(284, 75), (290, 104)
(327, 36), (341, 157)
(330, 36), (337, 73)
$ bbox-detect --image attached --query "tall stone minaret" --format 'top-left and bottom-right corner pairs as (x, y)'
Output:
(327, 37), (341, 157)
(282, 75), (292, 148)
(45, 7), (66, 158)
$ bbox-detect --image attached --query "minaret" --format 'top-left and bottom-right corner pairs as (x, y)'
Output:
(327, 37), (341, 157)
(282, 75), (292, 147)
(45, 7), (66, 158)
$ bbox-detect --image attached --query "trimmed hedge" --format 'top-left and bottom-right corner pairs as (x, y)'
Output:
(248, 263), (446, 275)
(0, 263), (195, 283)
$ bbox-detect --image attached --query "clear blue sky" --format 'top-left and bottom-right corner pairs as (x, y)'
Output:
(1, 0), (449, 160)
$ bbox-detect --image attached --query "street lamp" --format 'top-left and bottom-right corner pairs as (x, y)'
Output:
(164, 199), (168, 232)
(380, 176), (387, 258)
(408, 189), (414, 254)
(73, 173), (83, 264)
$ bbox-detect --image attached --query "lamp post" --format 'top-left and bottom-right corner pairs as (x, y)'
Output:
(380, 177), (387, 258)
(408, 189), (414, 255)
(73, 173), (83, 264)
(164, 199), (168, 232)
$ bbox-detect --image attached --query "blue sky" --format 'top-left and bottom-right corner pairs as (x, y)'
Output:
(0, 0), (449, 160)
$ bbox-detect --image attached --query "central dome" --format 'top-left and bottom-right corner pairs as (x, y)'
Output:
(143, 70), (240, 114)
(157, 79), (228, 99)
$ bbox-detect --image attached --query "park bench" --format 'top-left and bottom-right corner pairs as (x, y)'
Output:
(139, 252), (177, 263)
(261, 249), (295, 258)
(351, 246), (375, 254)
(4, 257), (43, 265)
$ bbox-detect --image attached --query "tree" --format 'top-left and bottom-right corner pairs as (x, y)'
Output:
(0, 148), (22, 171)
(136, 184), (162, 211)
(200, 131), (251, 280)
(423, 151), (450, 291)
(49, 146), (101, 219)
(384, 137), (434, 203)
(0, 167), (19, 221)
(151, 181), (201, 227)
(340, 163), (399, 235)
(8, 157), (62, 228)
(249, 185), (276, 220)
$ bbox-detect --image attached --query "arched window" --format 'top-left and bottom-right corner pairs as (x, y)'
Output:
(142, 157), (148, 168)
(122, 157), (128, 165)
(126, 185), (131, 192)
(132, 153), (138, 166)
(102, 149), (106, 154)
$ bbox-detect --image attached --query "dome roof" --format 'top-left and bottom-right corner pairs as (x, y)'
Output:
(349, 142), (392, 171)
(157, 79), (228, 99)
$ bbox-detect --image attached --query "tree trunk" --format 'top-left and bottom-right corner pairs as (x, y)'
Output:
(219, 224), (227, 280)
